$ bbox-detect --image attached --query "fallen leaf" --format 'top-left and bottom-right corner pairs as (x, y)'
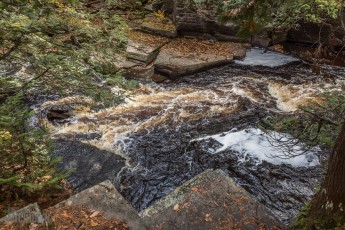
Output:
(62, 210), (69, 218)
(205, 214), (212, 222)
(173, 204), (179, 211)
(191, 187), (206, 193)
(29, 223), (39, 230)
(91, 220), (99, 227)
(90, 210), (100, 218)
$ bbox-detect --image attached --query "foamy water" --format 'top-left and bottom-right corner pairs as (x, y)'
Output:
(235, 48), (300, 67)
(195, 128), (320, 167)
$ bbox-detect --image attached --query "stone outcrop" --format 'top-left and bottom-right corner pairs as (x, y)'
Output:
(144, 0), (174, 14)
(288, 20), (345, 47)
(154, 38), (247, 79)
(124, 31), (170, 80)
(48, 180), (147, 230)
(123, 60), (155, 80)
(140, 14), (177, 38)
(173, 0), (239, 41)
(126, 40), (162, 64)
(140, 169), (284, 229)
(0, 203), (46, 224)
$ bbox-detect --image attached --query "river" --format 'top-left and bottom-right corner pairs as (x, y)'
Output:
(40, 49), (345, 225)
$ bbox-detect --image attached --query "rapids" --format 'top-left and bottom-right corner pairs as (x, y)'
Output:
(42, 50), (345, 225)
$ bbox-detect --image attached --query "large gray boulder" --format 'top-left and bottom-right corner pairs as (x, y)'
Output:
(154, 38), (247, 79)
(0, 203), (46, 224)
(48, 180), (147, 230)
(126, 40), (162, 64)
(140, 169), (284, 229)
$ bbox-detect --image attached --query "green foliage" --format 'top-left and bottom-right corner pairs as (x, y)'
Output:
(197, 0), (342, 38)
(292, 200), (345, 229)
(0, 94), (65, 200)
(0, 0), (138, 202)
(0, 0), (132, 107)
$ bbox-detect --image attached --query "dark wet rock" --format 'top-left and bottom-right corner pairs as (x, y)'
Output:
(123, 61), (155, 80)
(49, 180), (147, 230)
(140, 169), (284, 230)
(46, 105), (74, 123)
(144, 0), (173, 14)
(53, 140), (126, 191)
(151, 73), (170, 83)
(173, 0), (239, 41)
(251, 31), (288, 48)
(288, 20), (345, 47)
(53, 132), (102, 141)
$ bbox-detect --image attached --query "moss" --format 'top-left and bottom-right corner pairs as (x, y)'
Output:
(292, 201), (345, 230)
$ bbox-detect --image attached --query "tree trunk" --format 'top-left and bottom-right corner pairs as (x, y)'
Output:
(308, 122), (345, 226)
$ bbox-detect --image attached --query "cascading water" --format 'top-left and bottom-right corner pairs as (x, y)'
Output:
(41, 50), (345, 225)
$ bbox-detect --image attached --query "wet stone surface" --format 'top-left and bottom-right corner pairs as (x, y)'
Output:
(53, 140), (126, 191)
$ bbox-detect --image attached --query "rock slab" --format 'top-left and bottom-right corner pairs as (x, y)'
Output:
(126, 40), (162, 64)
(50, 180), (147, 230)
(140, 169), (284, 230)
(154, 38), (247, 79)
(0, 203), (45, 224)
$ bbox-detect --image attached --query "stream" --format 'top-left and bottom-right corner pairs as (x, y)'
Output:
(41, 49), (345, 225)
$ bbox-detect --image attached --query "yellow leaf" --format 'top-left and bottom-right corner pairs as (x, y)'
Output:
(173, 204), (179, 211)
(91, 220), (99, 227)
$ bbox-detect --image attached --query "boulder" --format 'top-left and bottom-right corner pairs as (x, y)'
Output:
(126, 40), (162, 64)
(251, 31), (288, 48)
(140, 169), (284, 229)
(123, 60), (155, 80)
(47, 180), (147, 230)
(154, 49), (233, 78)
(0, 203), (46, 224)
(154, 38), (247, 79)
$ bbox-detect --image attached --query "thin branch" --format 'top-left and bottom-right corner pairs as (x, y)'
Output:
(0, 37), (22, 61)
(300, 107), (340, 126)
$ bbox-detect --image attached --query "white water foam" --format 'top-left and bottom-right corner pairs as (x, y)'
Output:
(235, 48), (299, 67)
(196, 128), (319, 167)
